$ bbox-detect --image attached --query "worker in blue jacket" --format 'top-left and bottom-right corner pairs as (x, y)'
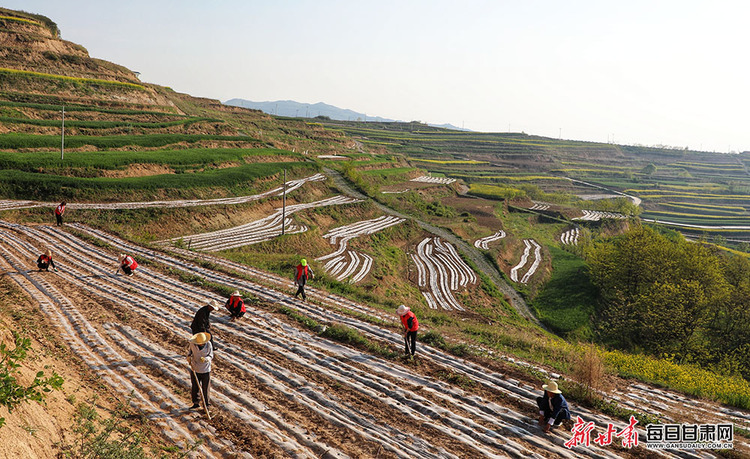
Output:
(536, 380), (571, 432)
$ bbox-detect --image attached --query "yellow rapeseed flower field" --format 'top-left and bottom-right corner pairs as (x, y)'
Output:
(604, 350), (750, 409)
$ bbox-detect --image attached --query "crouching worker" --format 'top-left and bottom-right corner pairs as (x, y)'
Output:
(397, 304), (419, 357)
(536, 380), (571, 433)
(225, 290), (246, 321)
(37, 249), (57, 272)
(187, 332), (213, 410)
(116, 253), (138, 276)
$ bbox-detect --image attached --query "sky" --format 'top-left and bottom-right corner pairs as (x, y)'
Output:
(5, 0), (750, 152)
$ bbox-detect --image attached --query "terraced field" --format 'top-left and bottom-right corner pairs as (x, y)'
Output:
(157, 194), (361, 252)
(3, 221), (748, 457)
(317, 215), (405, 283)
(510, 240), (542, 284)
(411, 237), (477, 311)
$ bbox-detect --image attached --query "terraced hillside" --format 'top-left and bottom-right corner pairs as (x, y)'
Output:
(2, 7), (750, 458)
(317, 120), (750, 240)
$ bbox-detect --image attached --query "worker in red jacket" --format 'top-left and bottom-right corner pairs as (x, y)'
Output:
(293, 258), (314, 301)
(54, 201), (66, 226)
(36, 249), (57, 272)
(397, 304), (419, 357)
(225, 290), (246, 321)
(116, 253), (138, 276)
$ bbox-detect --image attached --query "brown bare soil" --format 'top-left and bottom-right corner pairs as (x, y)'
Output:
(0, 279), (159, 459)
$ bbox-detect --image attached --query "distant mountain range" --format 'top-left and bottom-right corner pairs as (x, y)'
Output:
(223, 98), (466, 131)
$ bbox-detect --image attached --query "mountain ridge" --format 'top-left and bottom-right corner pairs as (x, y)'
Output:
(224, 97), (467, 130)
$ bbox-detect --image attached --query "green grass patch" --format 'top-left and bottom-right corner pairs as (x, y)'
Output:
(531, 246), (596, 339)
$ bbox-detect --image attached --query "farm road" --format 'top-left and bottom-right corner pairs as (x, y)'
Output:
(323, 167), (539, 324)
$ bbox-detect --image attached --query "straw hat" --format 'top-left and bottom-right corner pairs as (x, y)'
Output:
(45, 249), (52, 257)
(189, 332), (211, 345)
(397, 304), (409, 316)
(118, 253), (126, 262)
(300, 258), (307, 266)
(230, 290), (240, 297)
(207, 299), (218, 309)
(542, 380), (562, 394)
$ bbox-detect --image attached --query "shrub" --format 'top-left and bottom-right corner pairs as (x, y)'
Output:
(0, 332), (64, 428)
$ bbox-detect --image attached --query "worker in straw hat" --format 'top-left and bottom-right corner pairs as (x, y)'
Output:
(397, 304), (419, 357)
(190, 300), (218, 350)
(115, 253), (138, 276)
(225, 291), (246, 321)
(536, 380), (571, 432)
(187, 332), (213, 410)
(293, 258), (314, 301)
(36, 248), (57, 272)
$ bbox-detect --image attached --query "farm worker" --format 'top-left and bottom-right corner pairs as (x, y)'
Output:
(225, 290), (246, 321)
(187, 332), (213, 410)
(397, 304), (419, 356)
(116, 253), (138, 276)
(36, 249), (57, 272)
(293, 258), (314, 301)
(54, 201), (66, 226)
(536, 380), (571, 433)
(191, 300), (217, 350)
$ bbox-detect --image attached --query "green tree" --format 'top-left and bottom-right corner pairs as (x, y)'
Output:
(587, 225), (728, 359)
(0, 332), (64, 428)
(641, 163), (657, 175)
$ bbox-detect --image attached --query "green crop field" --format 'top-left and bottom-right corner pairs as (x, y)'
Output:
(0, 147), (300, 171)
(0, 67), (145, 91)
(0, 116), (220, 129)
(0, 132), (259, 150)
(0, 94), (181, 116)
(0, 161), (315, 200)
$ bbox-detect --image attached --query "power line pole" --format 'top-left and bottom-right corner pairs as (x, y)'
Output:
(281, 169), (286, 236)
(61, 105), (65, 160)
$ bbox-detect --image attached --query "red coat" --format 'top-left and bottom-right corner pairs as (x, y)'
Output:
(226, 295), (245, 313)
(400, 311), (419, 332)
(55, 204), (65, 215)
(121, 255), (138, 270)
(296, 264), (312, 281)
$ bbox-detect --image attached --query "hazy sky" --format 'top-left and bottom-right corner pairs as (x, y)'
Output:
(6, 0), (749, 152)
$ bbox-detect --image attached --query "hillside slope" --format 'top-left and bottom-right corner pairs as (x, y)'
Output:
(1, 7), (749, 458)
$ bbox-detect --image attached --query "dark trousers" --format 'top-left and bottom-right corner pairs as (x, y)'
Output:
(294, 278), (307, 300)
(404, 331), (417, 355)
(190, 371), (210, 406)
(536, 397), (567, 425)
(55, 214), (63, 226)
(228, 307), (245, 319)
(121, 265), (133, 275)
(37, 262), (50, 271)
